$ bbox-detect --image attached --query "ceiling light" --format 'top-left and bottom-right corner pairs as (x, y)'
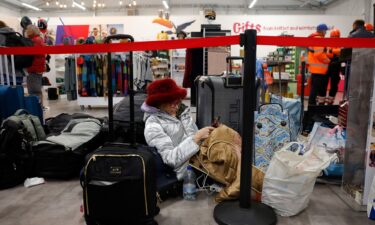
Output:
(98, 3), (101, 7)
(46, 1), (50, 6)
(102, 3), (105, 7)
(81, 1), (84, 5)
(119, 1), (123, 5)
(162, 0), (169, 9)
(128, 3), (131, 7)
(22, 2), (42, 11)
(93, 0), (96, 3)
(56, 0), (59, 5)
(93, 4), (96, 8)
(59, 4), (63, 8)
(248, 0), (257, 8)
(72, 3), (75, 7)
(73, 0), (86, 10)
(132, 0), (136, 6)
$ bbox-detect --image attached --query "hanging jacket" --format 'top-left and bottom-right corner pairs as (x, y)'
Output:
(307, 32), (330, 75)
(190, 125), (242, 202)
(27, 34), (46, 74)
(143, 103), (199, 180)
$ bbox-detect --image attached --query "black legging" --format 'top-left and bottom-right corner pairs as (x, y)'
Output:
(308, 74), (329, 105)
(327, 61), (341, 97)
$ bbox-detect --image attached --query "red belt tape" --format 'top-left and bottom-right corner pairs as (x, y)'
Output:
(0, 35), (374, 55)
(0, 35), (240, 55)
(257, 36), (375, 48)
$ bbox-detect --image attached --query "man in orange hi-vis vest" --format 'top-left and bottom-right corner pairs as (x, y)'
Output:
(307, 23), (331, 105)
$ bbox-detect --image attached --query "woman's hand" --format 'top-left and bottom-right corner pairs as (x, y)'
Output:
(193, 126), (215, 144)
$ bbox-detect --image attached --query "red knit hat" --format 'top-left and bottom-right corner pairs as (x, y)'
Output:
(146, 78), (187, 107)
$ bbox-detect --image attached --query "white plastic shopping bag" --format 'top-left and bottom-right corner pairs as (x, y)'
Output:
(261, 142), (335, 217)
(367, 176), (375, 220)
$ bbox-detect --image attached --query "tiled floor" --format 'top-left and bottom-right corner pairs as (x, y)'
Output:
(0, 96), (373, 225)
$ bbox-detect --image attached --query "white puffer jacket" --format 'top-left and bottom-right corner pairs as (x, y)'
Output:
(142, 103), (199, 180)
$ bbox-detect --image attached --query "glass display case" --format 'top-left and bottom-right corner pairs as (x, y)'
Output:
(341, 48), (375, 211)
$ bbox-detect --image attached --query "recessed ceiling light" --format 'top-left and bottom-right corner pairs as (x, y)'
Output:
(46, 2), (49, 6)
(248, 0), (257, 8)
(133, 0), (136, 6)
(81, 1), (85, 5)
(56, 1), (59, 5)
(22, 2), (42, 11)
(162, 1), (169, 9)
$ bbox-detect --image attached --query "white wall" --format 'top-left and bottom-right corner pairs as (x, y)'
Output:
(325, 0), (366, 18)
(0, 4), (21, 29)
(38, 15), (359, 58)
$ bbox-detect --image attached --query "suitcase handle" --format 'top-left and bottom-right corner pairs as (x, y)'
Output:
(14, 109), (30, 116)
(104, 34), (134, 43)
(258, 103), (284, 112)
(226, 56), (244, 63)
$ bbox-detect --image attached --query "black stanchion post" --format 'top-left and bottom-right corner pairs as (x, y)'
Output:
(239, 29), (256, 208)
(107, 52), (114, 142)
(301, 61), (306, 123)
(213, 29), (277, 225)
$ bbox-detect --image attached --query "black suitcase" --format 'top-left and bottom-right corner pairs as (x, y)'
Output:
(82, 143), (157, 225)
(82, 34), (163, 225)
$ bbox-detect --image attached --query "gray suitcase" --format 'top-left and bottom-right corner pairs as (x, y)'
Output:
(195, 75), (243, 133)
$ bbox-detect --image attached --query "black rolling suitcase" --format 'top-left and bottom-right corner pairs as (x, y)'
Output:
(82, 143), (157, 225)
(81, 34), (160, 225)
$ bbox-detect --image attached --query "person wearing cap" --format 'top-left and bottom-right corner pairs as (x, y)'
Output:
(25, 24), (46, 108)
(349, 19), (375, 38)
(307, 23), (331, 105)
(365, 23), (374, 32)
(325, 29), (342, 105)
(142, 78), (214, 180)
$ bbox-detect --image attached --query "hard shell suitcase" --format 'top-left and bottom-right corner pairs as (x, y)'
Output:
(0, 85), (24, 122)
(24, 95), (43, 124)
(82, 143), (158, 225)
(196, 75), (243, 134)
(254, 104), (291, 172)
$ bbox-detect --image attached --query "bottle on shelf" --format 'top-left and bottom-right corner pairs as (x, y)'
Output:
(183, 165), (197, 200)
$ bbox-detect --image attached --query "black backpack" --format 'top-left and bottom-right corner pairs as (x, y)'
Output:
(3, 32), (34, 69)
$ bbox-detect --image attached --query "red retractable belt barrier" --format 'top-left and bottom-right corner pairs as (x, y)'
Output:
(0, 35), (374, 55)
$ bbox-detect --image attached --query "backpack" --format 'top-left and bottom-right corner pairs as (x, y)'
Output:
(3, 32), (34, 69)
(32, 118), (105, 179)
(0, 109), (46, 189)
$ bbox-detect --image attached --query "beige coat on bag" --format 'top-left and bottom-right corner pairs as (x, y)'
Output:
(190, 125), (264, 202)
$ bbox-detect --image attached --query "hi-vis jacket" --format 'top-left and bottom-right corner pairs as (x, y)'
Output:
(307, 32), (331, 75)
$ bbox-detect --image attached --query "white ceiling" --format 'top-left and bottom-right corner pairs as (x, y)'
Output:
(0, 0), (341, 12)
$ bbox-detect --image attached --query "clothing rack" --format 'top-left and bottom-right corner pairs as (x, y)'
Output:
(73, 52), (140, 110)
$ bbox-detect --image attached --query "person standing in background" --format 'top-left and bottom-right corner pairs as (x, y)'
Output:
(26, 24), (46, 109)
(349, 20), (375, 38)
(307, 23), (331, 105)
(0, 20), (26, 85)
(325, 29), (342, 105)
